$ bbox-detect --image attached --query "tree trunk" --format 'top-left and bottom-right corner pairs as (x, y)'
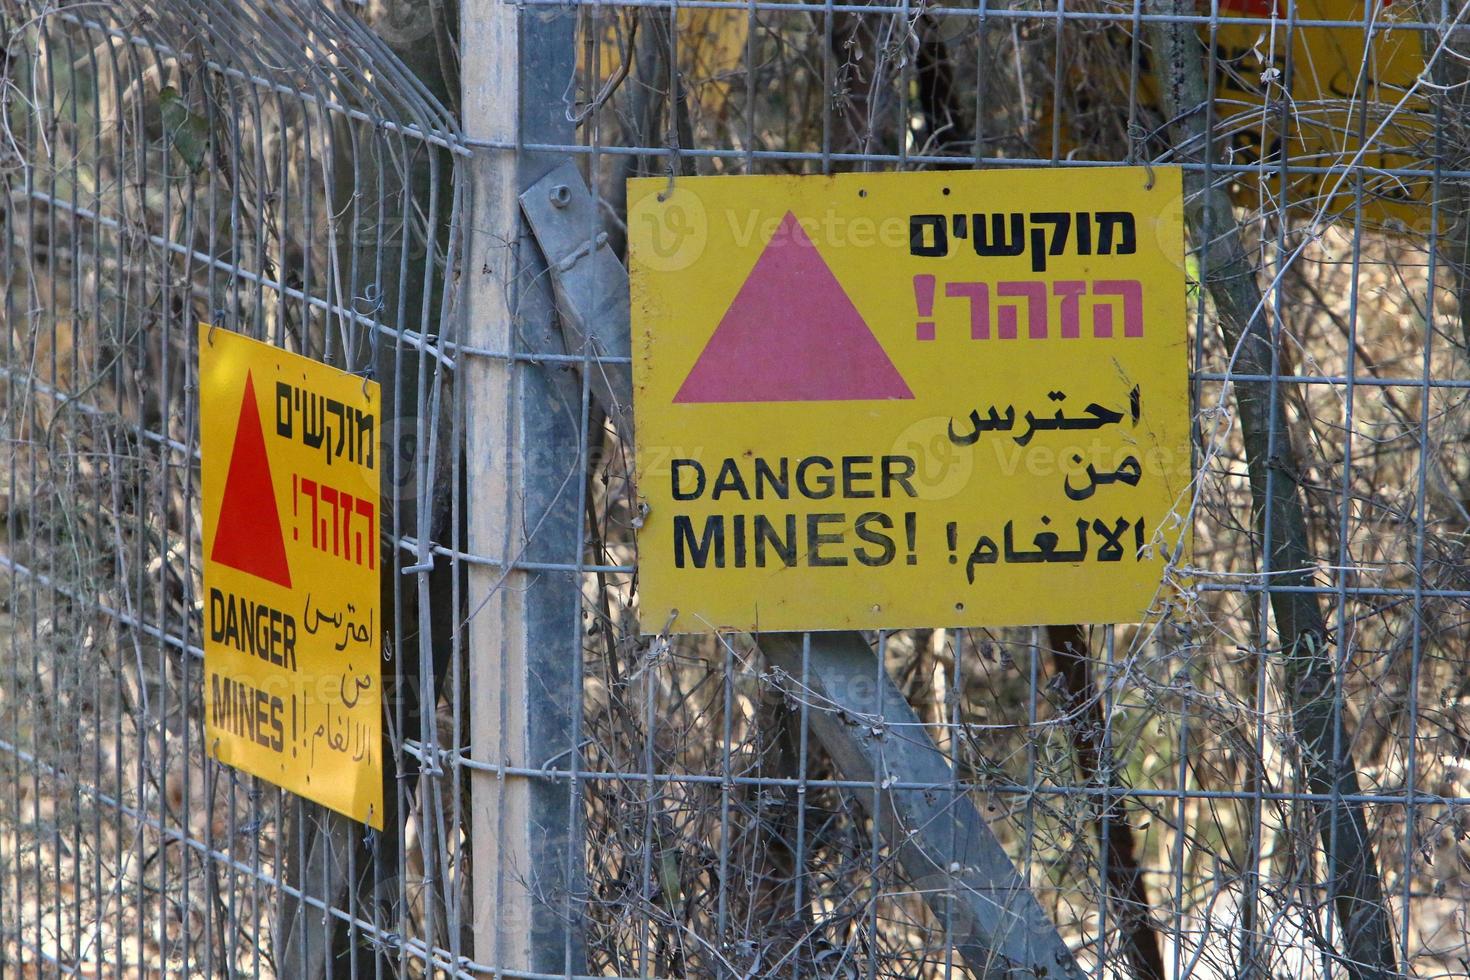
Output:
(1145, 6), (1398, 977)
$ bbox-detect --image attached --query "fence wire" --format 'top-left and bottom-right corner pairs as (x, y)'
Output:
(1, 0), (468, 975)
(3, 0), (1470, 978)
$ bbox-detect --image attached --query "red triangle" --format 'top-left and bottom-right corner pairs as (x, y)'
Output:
(674, 212), (914, 403)
(211, 371), (292, 589)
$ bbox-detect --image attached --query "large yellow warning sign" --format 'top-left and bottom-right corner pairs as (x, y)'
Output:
(630, 169), (1192, 634)
(200, 326), (383, 828)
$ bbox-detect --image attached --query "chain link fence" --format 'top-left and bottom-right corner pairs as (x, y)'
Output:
(3, 0), (1470, 977)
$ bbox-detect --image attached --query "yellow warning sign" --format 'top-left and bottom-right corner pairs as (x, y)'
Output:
(629, 169), (1192, 634)
(200, 326), (383, 828)
(1162, 0), (1429, 227)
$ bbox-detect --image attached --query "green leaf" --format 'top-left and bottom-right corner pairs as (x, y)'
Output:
(159, 86), (210, 174)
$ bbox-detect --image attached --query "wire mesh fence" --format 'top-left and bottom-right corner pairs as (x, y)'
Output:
(3, 0), (1470, 977)
(1, 0), (467, 974)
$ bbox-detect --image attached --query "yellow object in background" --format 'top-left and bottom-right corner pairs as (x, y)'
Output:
(1162, 0), (1429, 228)
(588, 9), (748, 110)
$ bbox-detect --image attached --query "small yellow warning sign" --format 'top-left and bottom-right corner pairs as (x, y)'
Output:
(200, 326), (383, 828)
(629, 169), (1192, 634)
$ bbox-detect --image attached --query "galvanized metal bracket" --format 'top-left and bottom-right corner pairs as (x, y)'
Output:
(520, 161), (635, 444)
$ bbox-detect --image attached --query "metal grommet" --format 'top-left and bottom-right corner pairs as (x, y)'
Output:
(207, 308), (230, 344)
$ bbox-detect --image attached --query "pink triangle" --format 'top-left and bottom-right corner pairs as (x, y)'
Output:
(674, 212), (914, 403)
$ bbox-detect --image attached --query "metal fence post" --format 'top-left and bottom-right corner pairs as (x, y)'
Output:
(461, 0), (588, 972)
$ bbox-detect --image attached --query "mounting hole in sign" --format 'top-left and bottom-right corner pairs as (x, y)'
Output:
(954, 602), (965, 612)
(858, 188), (867, 198)
(942, 187), (951, 195)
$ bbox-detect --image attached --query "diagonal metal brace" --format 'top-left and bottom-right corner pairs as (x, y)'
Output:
(761, 632), (1087, 980)
(522, 163), (1086, 979)
(520, 162), (635, 443)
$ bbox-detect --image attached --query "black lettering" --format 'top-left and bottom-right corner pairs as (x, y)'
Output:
(254, 690), (273, 749)
(282, 614), (296, 671)
(671, 459), (706, 501)
(209, 591), (298, 671)
(732, 515), (748, 567)
(974, 213), (1025, 257)
(211, 672), (227, 729)
(796, 457), (835, 499)
(275, 382), (293, 438)
(254, 601), (269, 660)
(242, 598), (257, 659)
(853, 512), (896, 566)
(753, 458), (789, 500)
(1096, 211), (1137, 255)
(209, 588), (225, 642)
(224, 676), (237, 733)
(302, 392), (326, 449)
(269, 696), (285, 751)
(326, 398), (346, 462)
(841, 456), (875, 498)
(807, 513), (847, 567)
(356, 409), (375, 468)
(674, 515), (725, 568)
(755, 514), (797, 567)
(910, 214), (948, 257)
(211, 674), (285, 750)
(1230, 129), (1261, 167)
(268, 608), (283, 666)
(711, 459), (750, 501)
(239, 681), (254, 744)
(881, 455), (919, 498)
(1028, 212), (1071, 273)
(223, 595), (239, 649)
